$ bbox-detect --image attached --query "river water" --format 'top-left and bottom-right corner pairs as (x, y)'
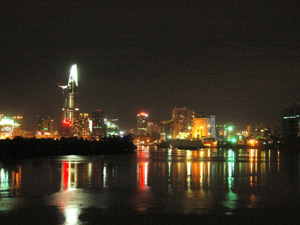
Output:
(0, 147), (299, 224)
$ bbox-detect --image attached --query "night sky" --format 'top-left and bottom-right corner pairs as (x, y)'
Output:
(0, 0), (299, 130)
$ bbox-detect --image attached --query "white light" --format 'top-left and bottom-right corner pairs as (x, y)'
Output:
(65, 206), (79, 225)
(68, 64), (78, 86)
(0, 118), (14, 126)
(89, 120), (92, 132)
(103, 165), (107, 188)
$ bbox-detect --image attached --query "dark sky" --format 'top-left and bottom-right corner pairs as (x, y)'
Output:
(0, 0), (299, 130)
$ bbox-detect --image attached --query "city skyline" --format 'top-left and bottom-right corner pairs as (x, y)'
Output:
(0, 1), (299, 130)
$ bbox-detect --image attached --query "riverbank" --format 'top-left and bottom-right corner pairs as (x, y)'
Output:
(0, 135), (136, 159)
(157, 140), (298, 150)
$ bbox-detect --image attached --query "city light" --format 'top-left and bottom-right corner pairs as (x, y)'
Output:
(137, 112), (148, 117)
(63, 120), (72, 126)
(230, 137), (237, 143)
(0, 118), (15, 126)
(248, 139), (258, 146)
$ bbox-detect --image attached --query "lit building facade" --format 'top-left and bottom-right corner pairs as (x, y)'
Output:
(172, 107), (195, 139)
(192, 115), (216, 139)
(92, 109), (106, 138)
(106, 119), (120, 136)
(73, 113), (90, 138)
(137, 112), (148, 136)
(59, 64), (79, 135)
(0, 116), (21, 139)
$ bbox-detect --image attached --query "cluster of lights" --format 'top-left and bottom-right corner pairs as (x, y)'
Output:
(0, 117), (18, 126)
(283, 115), (300, 119)
(248, 139), (259, 146)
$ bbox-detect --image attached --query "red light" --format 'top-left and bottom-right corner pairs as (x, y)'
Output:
(137, 112), (148, 117)
(63, 161), (69, 190)
(63, 120), (72, 126)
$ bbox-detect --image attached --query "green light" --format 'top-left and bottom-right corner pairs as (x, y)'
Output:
(228, 126), (233, 131)
(230, 137), (237, 143)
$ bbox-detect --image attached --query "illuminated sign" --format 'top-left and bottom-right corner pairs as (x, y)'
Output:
(63, 120), (72, 126)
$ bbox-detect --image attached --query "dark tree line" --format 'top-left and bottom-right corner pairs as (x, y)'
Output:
(0, 135), (136, 159)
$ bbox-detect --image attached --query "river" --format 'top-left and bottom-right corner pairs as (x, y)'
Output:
(0, 147), (299, 224)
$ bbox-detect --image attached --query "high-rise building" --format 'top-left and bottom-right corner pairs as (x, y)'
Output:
(92, 109), (106, 138)
(73, 113), (90, 138)
(160, 120), (173, 140)
(192, 115), (216, 139)
(42, 117), (54, 134)
(59, 64), (79, 135)
(282, 105), (300, 145)
(247, 124), (264, 138)
(137, 112), (148, 136)
(172, 107), (195, 139)
(35, 116), (55, 138)
(106, 118), (120, 136)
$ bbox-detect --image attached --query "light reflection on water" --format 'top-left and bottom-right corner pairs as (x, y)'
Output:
(0, 148), (298, 223)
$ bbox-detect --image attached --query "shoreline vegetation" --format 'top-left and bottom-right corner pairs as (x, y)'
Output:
(0, 135), (136, 159)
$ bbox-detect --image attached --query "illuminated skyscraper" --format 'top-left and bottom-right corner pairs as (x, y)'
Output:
(59, 64), (79, 134)
(172, 107), (195, 139)
(137, 112), (148, 136)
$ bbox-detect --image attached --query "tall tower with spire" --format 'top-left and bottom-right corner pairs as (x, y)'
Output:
(59, 64), (79, 135)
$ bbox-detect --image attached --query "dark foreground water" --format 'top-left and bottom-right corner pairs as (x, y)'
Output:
(0, 147), (299, 224)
